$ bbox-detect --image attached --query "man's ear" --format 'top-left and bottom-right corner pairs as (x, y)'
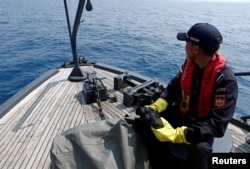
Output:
(194, 45), (201, 55)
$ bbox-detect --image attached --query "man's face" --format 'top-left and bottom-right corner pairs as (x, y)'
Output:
(185, 41), (200, 61)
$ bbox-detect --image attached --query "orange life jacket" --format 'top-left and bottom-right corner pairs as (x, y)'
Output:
(179, 53), (226, 118)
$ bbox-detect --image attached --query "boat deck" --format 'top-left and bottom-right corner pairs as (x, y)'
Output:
(0, 65), (249, 168)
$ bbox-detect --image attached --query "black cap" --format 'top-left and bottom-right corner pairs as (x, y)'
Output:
(177, 23), (223, 53)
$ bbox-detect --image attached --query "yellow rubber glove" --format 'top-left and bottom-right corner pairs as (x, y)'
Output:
(149, 98), (168, 113)
(151, 118), (190, 144)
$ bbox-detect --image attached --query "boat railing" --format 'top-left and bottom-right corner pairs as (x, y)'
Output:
(231, 72), (250, 132)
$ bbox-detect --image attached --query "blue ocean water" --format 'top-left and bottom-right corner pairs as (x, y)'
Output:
(1, 0), (250, 116)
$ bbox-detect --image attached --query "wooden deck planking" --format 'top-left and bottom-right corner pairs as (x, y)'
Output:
(19, 69), (87, 168)
(35, 82), (82, 169)
(0, 77), (64, 168)
(0, 68), (73, 168)
(29, 80), (78, 169)
(0, 65), (249, 169)
(4, 69), (71, 169)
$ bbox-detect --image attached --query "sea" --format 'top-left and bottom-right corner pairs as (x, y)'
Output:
(1, 0), (250, 116)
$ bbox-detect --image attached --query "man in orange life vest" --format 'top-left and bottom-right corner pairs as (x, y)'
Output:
(136, 23), (238, 169)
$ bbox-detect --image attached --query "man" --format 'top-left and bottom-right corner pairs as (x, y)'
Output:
(136, 23), (238, 169)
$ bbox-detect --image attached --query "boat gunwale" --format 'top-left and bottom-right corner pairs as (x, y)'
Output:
(93, 62), (156, 83)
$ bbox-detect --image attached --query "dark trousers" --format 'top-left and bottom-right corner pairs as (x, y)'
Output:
(185, 141), (212, 169)
(135, 121), (212, 169)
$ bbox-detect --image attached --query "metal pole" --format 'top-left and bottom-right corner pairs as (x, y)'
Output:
(64, 0), (87, 82)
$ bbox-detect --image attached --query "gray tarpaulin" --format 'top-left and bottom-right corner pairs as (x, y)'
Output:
(50, 117), (150, 169)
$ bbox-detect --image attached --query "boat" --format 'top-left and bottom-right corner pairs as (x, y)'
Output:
(0, 0), (249, 168)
